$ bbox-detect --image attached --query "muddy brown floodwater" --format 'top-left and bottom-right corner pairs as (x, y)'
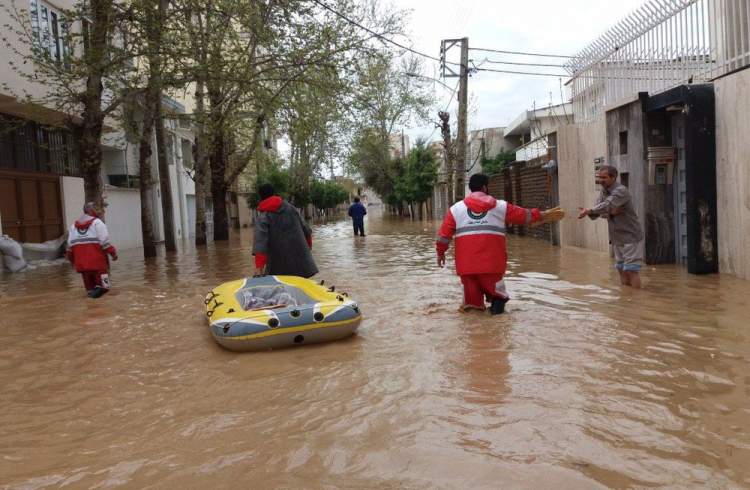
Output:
(1, 208), (749, 489)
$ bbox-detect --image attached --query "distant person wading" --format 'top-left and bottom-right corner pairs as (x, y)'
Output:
(66, 202), (118, 298)
(348, 196), (367, 237)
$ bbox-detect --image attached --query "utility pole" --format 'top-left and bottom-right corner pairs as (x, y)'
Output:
(455, 37), (469, 201)
(440, 37), (469, 202)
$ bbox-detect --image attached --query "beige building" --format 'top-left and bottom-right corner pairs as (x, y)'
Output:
(465, 127), (513, 180)
(388, 132), (411, 159)
(0, 0), (143, 248)
(0, 1), (198, 252)
(559, 0), (750, 279)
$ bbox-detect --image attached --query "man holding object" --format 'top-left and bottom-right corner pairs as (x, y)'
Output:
(578, 165), (644, 288)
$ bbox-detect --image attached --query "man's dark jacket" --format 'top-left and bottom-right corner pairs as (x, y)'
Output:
(253, 196), (318, 278)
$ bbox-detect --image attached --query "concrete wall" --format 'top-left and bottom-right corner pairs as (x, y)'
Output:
(59, 178), (142, 250)
(237, 194), (253, 228)
(714, 69), (750, 280)
(557, 122), (610, 252)
(606, 100), (648, 234)
(60, 176), (85, 229)
(105, 187), (143, 250)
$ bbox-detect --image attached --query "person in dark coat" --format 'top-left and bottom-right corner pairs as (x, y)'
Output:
(348, 196), (367, 237)
(252, 184), (318, 278)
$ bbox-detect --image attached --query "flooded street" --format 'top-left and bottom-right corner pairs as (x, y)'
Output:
(1, 208), (749, 489)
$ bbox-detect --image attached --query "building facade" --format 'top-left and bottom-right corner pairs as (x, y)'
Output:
(0, 1), (197, 253)
(560, 0), (750, 278)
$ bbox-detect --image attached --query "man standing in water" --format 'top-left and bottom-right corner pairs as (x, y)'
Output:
(436, 174), (558, 315)
(348, 196), (367, 237)
(253, 183), (318, 278)
(66, 202), (118, 298)
(578, 165), (644, 288)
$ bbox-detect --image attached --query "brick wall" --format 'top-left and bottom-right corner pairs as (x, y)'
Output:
(488, 166), (554, 242)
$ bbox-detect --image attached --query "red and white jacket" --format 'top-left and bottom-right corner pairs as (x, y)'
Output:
(66, 214), (117, 272)
(436, 192), (541, 276)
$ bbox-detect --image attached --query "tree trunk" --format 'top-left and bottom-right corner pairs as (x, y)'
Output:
(78, 0), (112, 208)
(193, 81), (209, 246)
(154, 97), (177, 252)
(210, 127), (229, 241)
(187, 6), (210, 246)
(147, 0), (176, 252)
(137, 102), (158, 258)
(80, 122), (104, 206)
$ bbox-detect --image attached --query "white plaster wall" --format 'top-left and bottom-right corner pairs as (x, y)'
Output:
(237, 196), (252, 228)
(104, 186), (143, 250)
(168, 165), (187, 241)
(60, 176), (85, 229)
(557, 122), (610, 252)
(714, 70), (750, 280)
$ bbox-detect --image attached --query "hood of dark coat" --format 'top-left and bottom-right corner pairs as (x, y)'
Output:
(258, 196), (284, 212)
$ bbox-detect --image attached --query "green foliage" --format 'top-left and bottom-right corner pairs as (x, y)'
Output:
(247, 167), (347, 212)
(350, 133), (437, 207)
(348, 128), (393, 199)
(392, 141), (437, 204)
(346, 52), (435, 195)
(309, 180), (349, 210)
(481, 149), (516, 175)
(247, 165), (291, 208)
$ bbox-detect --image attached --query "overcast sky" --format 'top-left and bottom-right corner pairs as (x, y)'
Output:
(399, 0), (646, 143)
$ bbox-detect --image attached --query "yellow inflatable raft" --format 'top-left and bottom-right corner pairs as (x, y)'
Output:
(205, 275), (362, 351)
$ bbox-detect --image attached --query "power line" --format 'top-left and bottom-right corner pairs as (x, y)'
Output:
(475, 57), (565, 68)
(475, 67), (569, 77)
(470, 46), (574, 59)
(309, 0), (459, 66)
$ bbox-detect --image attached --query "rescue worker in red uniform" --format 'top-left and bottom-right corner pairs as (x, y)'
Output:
(436, 174), (544, 315)
(66, 202), (118, 298)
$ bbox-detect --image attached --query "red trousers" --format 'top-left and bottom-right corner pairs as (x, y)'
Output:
(460, 274), (508, 308)
(80, 271), (110, 292)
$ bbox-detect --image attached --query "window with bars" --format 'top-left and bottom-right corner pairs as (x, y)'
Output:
(0, 115), (81, 176)
(29, 0), (70, 66)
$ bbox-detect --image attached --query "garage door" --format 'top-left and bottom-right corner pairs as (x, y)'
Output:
(0, 170), (63, 243)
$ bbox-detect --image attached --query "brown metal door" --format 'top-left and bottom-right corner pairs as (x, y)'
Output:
(0, 174), (21, 240)
(0, 170), (63, 243)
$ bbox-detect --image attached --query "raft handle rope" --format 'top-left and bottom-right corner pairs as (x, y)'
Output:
(204, 291), (220, 305)
(217, 304), (325, 331)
